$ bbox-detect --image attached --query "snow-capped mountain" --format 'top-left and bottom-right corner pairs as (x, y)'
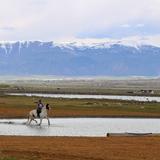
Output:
(0, 38), (160, 76)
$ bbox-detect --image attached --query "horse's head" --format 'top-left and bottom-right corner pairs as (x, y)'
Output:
(46, 103), (50, 110)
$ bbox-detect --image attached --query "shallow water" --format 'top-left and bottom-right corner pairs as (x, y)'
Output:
(0, 118), (160, 137)
(7, 93), (160, 102)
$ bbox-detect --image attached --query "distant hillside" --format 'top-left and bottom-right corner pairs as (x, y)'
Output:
(0, 40), (160, 76)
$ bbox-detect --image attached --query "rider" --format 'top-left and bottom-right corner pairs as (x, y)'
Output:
(36, 99), (44, 117)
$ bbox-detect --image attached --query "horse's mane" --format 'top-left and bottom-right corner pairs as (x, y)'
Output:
(45, 103), (49, 110)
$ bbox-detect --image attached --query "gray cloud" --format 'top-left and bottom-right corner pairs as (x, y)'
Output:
(0, 0), (160, 40)
(0, 26), (15, 31)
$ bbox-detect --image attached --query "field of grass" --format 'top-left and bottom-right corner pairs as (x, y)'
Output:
(1, 77), (160, 96)
(0, 95), (160, 118)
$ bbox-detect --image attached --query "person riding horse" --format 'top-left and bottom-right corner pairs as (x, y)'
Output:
(27, 102), (50, 126)
(36, 99), (44, 117)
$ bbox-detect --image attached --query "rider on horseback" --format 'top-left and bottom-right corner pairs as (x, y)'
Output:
(28, 101), (50, 126)
(36, 99), (44, 117)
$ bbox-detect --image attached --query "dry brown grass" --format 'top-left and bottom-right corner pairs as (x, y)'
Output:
(0, 136), (160, 160)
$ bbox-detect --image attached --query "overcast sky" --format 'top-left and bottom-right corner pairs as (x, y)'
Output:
(0, 0), (160, 41)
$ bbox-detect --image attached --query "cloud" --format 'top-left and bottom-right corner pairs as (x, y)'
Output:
(0, 26), (15, 31)
(135, 24), (145, 28)
(0, 0), (160, 40)
(121, 24), (145, 28)
(121, 24), (131, 28)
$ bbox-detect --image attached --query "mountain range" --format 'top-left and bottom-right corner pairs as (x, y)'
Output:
(0, 39), (160, 76)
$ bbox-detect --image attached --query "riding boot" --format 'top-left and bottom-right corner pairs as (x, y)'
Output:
(37, 110), (41, 118)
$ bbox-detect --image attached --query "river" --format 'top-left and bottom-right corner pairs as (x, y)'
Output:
(7, 93), (160, 102)
(0, 118), (160, 137)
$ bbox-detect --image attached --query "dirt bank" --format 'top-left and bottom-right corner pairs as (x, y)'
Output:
(0, 136), (160, 160)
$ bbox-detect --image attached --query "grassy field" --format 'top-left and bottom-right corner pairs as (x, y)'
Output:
(1, 77), (160, 96)
(0, 95), (160, 118)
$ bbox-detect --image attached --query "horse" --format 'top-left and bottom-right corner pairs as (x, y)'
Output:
(27, 104), (50, 126)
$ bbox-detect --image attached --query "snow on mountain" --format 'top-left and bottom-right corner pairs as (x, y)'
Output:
(0, 36), (160, 76)
(53, 36), (160, 49)
(0, 36), (160, 54)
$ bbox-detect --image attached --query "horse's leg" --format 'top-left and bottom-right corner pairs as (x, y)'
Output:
(33, 119), (38, 123)
(39, 118), (42, 126)
(26, 115), (29, 124)
(29, 118), (32, 125)
(26, 114), (32, 124)
(47, 117), (50, 126)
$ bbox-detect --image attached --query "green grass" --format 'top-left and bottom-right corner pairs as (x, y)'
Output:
(1, 80), (160, 96)
(0, 157), (17, 160)
(0, 95), (160, 117)
(0, 84), (10, 88)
